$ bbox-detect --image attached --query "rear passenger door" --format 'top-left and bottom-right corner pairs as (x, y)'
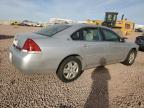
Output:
(71, 27), (110, 68)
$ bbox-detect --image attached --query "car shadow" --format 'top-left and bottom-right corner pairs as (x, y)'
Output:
(84, 66), (111, 108)
(0, 35), (14, 40)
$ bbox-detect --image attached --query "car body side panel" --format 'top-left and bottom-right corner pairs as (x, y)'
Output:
(9, 24), (139, 74)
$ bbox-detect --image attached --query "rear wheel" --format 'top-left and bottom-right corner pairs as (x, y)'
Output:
(57, 56), (82, 83)
(122, 49), (137, 66)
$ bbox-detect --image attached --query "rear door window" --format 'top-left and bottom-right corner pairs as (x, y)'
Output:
(71, 27), (102, 41)
(82, 28), (101, 41)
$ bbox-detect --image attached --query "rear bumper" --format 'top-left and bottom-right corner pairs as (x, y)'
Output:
(9, 46), (57, 74)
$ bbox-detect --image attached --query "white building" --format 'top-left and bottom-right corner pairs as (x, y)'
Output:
(47, 18), (75, 25)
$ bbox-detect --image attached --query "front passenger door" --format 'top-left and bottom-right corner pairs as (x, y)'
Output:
(101, 28), (127, 63)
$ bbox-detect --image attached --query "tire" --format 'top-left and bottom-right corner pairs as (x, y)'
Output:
(122, 49), (137, 66)
(57, 56), (82, 83)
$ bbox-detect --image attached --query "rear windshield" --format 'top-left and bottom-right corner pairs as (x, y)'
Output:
(36, 24), (71, 37)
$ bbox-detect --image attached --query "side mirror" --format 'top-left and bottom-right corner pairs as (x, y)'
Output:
(120, 37), (128, 42)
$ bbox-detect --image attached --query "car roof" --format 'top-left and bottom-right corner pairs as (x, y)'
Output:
(68, 23), (113, 31)
(53, 23), (114, 39)
(69, 23), (104, 28)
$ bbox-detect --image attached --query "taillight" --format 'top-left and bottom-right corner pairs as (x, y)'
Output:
(22, 39), (41, 52)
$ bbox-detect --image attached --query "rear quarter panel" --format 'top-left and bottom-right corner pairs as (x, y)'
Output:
(34, 38), (86, 71)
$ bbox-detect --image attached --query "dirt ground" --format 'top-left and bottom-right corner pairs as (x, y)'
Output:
(0, 25), (144, 108)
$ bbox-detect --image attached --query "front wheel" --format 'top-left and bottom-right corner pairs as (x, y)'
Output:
(57, 56), (82, 83)
(122, 49), (137, 66)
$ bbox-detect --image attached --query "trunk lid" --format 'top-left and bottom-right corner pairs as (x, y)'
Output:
(13, 32), (47, 49)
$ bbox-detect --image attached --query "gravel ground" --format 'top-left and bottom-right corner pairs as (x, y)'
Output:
(0, 25), (144, 108)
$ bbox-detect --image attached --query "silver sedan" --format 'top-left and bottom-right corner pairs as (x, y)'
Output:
(9, 24), (138, 82)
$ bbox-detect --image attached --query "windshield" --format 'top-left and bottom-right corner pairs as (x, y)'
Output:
(36, 24), (71, 37)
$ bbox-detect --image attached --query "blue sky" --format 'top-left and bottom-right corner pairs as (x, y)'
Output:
(0, 0), (144, 24)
